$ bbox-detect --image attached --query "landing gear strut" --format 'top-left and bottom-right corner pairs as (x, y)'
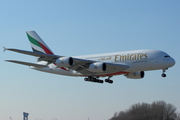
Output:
(162, 68), (168, 77)
(105, 76), (113, 84)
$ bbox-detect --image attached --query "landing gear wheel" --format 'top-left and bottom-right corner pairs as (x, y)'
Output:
(105, 79), (108, 82)
(84, 78), (88, 81)
(98, 80), (104, 83)
(162, 74), (166, 77)
(109, 80), (113, 84)
(88, 76), (92, 81)
(93, 78), (97, 82)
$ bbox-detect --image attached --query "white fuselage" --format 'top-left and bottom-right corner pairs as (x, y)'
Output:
(31, 49), (175, 77)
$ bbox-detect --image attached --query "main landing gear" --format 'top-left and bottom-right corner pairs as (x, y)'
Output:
(162, 68), (168, 77)
(105, 76), (113, 84)
(84, 76), (113, 84)
(84, 76), (104, 84)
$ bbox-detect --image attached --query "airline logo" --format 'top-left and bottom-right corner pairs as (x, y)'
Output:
(26, 31), (69, 71)
(115, 53), (148, 62)
(26, 31), (54, 55)
(98, 53), (148, 62)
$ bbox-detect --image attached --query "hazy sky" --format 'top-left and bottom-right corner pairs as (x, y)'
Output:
(1, 0), (180, 120)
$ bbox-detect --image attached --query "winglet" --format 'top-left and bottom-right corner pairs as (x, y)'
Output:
(2, 46), (7, 52)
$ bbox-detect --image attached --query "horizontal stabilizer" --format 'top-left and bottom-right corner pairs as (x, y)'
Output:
(5, 60), (48, 67)
(3, 46), (7, 52)
(4, 48), (62, 61)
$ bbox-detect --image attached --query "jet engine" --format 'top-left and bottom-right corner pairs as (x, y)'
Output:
(124, 71), (145, 79)
(55, 57), (73, 67)
(88, 62), (106, 72)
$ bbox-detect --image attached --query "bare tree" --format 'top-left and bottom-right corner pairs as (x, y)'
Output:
(176, 113), (180, 120)
(110, 101), (178, 120)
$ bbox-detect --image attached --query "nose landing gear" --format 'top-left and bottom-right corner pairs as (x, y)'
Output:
(162, 68), (168, 77)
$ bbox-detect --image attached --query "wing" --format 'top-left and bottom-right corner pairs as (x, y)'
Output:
(4, 47), (129, 76)
(70, 58), (129, 76)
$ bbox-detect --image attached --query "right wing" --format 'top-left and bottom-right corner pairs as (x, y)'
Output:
(70, 58), (129, 76)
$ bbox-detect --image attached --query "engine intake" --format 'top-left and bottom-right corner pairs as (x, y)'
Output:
(124, 71), (145, 79)
(55, 57), (73, 67)
(88, 62), (106, 72)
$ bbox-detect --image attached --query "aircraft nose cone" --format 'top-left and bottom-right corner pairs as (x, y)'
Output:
(164, 57), (175, 68)
(171, 58), (176, 67)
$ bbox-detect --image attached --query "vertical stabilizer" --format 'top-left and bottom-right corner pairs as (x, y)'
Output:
(26, 31), (54, 55)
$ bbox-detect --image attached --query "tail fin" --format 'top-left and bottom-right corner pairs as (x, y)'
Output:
(26, 31), (54, 55)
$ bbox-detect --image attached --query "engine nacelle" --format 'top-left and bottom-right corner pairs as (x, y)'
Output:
(88, 62), (106, 72)
(124, 71), (145, 79)
(55, 57), (73, 67)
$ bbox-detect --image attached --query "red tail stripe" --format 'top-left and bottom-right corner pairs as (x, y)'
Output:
(60, 67), (69, 71)
(38, 42), (69, 72)
(38, 42), (54, 55)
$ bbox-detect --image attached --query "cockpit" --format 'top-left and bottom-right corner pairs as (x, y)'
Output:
(164, 55), (170, 58)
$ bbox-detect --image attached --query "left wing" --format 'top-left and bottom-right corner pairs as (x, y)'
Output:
(4, 47), (129, 76)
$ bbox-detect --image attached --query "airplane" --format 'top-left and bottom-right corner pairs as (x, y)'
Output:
(3, 31), (175, 84)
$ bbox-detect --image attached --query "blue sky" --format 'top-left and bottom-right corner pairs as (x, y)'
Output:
(1, 0), (180, 120)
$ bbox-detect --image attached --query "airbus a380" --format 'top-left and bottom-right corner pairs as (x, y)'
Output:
(3, 31), (175, 84)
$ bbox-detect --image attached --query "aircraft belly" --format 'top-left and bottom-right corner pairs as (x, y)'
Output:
(31, 66), (78, 76)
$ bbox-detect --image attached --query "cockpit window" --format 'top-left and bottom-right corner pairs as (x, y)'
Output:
(164, 55), (170, 58)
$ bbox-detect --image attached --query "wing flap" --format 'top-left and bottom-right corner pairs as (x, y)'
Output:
(5, 60), (47, 67)
(73, 58), (94, 65)
(105, 62), (129, 72)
